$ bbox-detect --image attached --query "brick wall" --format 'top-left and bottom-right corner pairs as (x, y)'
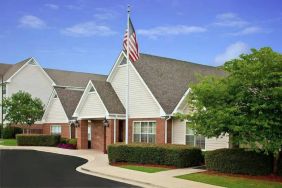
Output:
(128, 118), (166, 144)
(42, 123), (70, 138)
(77, 120), (88, 149)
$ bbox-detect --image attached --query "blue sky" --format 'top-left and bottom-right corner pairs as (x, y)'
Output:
(1, 0), (282, 75)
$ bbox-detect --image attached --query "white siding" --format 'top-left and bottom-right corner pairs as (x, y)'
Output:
(205, 135), (229, 151)
(110, 64), (161, 118)
(172, 119), (186, 144)
(44, 98), (68, 123)
(7, 64), (53, 106)
(78, 93), (107, 118)
(172, 119), (229, 150)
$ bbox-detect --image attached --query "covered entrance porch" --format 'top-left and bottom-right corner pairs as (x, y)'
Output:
(76, 117), (125, 153)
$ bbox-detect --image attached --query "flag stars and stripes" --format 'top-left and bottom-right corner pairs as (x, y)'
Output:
(123, 18), (140, 62)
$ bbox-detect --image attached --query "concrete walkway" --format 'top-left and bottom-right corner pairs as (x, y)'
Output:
(0, 146), (221, 188)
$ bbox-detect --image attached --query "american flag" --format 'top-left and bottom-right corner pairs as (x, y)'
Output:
(123, 18), (139, 62)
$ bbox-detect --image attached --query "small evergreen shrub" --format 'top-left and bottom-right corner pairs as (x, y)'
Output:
(205, 148), (273, 176)
(16, 134), (60, 146)
(2, 126), (22, 139)
(108, 143), (203, 168)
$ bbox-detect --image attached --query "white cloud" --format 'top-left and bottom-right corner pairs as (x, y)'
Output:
(19, 15), (46, 29)
(62, 22), (116, 37)
(45, 3), (59, 10)
(230, 26), (263, 36)
(214, 13), (248, 28)
(93, 8), (118, 20)
(214, 42), (249, 66)
(137, 25), (206, 38)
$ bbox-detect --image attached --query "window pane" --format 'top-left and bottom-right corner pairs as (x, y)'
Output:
(133, 134), (141, 142)
(141, 134), (148, 143)
(186, 123), (194, 135)
(134, 122), (141, 134)
(141, 122), (148, 133)
(196, 135), (205, 149)
(51, 125), (61, 135)
(148, 135), (155, 144)
(186, 135), (194, 146)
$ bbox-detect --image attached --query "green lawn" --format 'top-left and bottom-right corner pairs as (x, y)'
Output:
(119, 165), (170, 173)
(176, 173), (282, 188)
(0, 139), (17, 146)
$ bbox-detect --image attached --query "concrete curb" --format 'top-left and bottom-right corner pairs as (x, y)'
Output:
(80, 167), (166, 188)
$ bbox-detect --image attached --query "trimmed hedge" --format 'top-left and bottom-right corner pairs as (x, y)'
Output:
(108, 143), (203, 168)
(205, 148), (273, 176)
(2, 126), (22, 139)
(16, 134), (60, 146)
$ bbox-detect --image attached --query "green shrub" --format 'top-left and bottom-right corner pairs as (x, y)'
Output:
(68, 138), (77, 146)
(60, 137), (68, 144)
(16, 134), (60, 146)
(205, 148), (273, 176)
(1, 126), (23, 139)
(108, 143), (203, 168)
(278, 152), (282, 176)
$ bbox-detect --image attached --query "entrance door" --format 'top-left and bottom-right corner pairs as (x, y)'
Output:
(118, 120), (125, 142)
(70, 126), (75, 139)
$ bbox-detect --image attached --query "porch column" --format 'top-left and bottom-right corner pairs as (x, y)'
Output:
(77, 120), (88, 149)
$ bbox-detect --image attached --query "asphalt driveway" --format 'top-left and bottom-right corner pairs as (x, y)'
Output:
(0, 150), (137, 188)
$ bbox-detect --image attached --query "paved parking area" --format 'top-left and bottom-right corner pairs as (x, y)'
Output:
(0, 150), (137, 188)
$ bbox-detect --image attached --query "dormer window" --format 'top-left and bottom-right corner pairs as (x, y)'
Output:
(89, 87), (95, 93)
(54, 94), (58, 98)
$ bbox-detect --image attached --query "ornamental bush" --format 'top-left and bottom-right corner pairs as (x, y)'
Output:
(16, 134), (60, 146)
(2, 126), (22, 139)
(108, 143), (203, 168)
(205, 148), (273, 176)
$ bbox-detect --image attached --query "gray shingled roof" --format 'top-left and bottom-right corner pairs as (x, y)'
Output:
(0, 63), (13, 76)
(2, 58), (32, 80)
(91, 80), (125, 114)
(132, 53), (225, 114)
(54, 87), (83, 119)
(45, 68), (107, 88)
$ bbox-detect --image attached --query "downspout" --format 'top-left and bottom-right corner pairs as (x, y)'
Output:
(164, 115), (172, 144)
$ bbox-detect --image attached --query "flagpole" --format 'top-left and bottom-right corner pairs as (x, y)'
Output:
(125, 5), (130, 144)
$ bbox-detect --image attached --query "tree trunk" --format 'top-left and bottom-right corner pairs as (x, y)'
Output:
(273, 152), (280, 174)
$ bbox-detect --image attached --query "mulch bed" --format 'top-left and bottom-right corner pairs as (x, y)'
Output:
(201, 170), (282, 183)
(111, 162), (176, 169)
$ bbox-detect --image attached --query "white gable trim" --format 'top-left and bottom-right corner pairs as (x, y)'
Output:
(107, 51), (166, 116)
(7, 57), (55, 85)
(41, 89), (69, 123)
(172, 88), (191, 114)
(73, 81), (109, 118)
(107, 51), (125, 82)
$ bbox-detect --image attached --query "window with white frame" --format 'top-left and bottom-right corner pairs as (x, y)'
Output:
(51, 125), (61, 135)
(186, 122), (205, 149)
(133, 121), (156, 143)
